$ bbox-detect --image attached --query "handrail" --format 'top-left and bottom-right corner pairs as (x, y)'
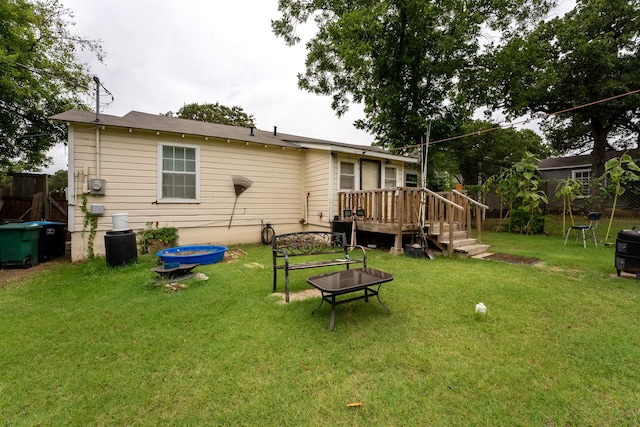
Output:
(423, 188), (464, 211)
(451, 189), (489, 210)
(337, 187), (486, 256)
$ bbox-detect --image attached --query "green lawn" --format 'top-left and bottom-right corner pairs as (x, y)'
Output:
(1, 225), (640, 425)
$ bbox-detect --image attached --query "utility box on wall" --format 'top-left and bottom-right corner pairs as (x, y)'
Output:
(90, 204), (105, 215)
(88, 179), (106, 195)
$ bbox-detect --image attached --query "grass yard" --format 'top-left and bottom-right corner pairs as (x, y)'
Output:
(1, 223), (640, 425)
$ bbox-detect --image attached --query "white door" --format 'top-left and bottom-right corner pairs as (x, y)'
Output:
(361, 160), (380, 190)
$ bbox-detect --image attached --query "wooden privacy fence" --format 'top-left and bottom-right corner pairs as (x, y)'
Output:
(0, 191), (67, 223)
(0, 173), (68, 223)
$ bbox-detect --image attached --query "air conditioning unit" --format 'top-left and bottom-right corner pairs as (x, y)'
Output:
(88, 178), (106, 195)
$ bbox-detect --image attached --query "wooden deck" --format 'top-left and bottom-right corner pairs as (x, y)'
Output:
(337, 188), (489, 256)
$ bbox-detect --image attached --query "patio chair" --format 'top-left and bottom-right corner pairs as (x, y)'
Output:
(564, 212), (602, 248)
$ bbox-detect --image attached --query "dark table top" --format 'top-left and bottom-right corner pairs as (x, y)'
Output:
(307, 267), (393, 293)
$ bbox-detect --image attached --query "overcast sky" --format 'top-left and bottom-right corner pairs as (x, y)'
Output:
(45, 0), (576, 173)
(45, 0), (370, 173)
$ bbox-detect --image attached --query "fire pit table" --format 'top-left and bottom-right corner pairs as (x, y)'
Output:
(306, 267), (393, 330)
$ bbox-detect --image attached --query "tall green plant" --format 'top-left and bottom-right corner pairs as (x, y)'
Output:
(489, 152), (548, 234)
(603, 152), (640, 243)
(555, 178), (583, 231)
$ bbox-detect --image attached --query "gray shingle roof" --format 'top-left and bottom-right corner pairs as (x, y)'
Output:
(50, 109), (409, 160)
(539, 148), (639, 170)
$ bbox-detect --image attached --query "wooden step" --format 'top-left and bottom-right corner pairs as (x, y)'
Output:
(425, 223), (462, 233)
(455, 244), (491, 257)
(440, 238), (478, 248)
(428, 229), (468, 239)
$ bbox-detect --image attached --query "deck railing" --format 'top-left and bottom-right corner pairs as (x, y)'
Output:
(442, 189), (489, 244)
(424, 189), (464, 255)
(337, 187), (487, 255)
(337, 188), (421, 228)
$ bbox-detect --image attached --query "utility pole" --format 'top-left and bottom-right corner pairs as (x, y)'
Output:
(421, 122), (431, 189)
(93, 76), (100, 123)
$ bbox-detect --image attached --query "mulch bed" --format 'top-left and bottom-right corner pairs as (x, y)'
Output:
(482, 253), (542, 265)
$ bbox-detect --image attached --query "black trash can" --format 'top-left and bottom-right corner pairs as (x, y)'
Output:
(30, 221), (66, 262)
(331, 220), (353, 245)
(104, 229), (138, 267)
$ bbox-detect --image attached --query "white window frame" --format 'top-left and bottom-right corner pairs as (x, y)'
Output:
(572, 168), (592, 198)
(339, 160), (356, 191)
(384, 166), (398, 188)
(157, 142), (200, 203)
(405, 173), (419, 188)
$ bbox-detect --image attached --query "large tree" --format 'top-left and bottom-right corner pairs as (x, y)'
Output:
(0, 0), (102, 172)
(163, 102), (256, 128)
(483, 0), (640, 178)
(437, 120), (549, 186)
(272, 0), (555, 151)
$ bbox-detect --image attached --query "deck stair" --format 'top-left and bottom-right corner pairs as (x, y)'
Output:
(425, 223), (490, 257)
(337, 187), (491, 257)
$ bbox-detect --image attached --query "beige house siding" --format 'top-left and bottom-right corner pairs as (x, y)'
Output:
(52, 109), (418, 261)
(302, 150), (332, 228)
(69, 125), (305, 261)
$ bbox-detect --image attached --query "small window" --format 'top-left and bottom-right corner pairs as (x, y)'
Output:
(405, 173), (419, 188)
(339, 161), (355, 190)
(158, 143), (199, 202)
(384, 166), (397, 188)
(572, 169), (591, 196)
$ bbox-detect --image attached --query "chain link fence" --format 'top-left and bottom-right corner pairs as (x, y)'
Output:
(478, 179), (640, 236)
(542, 178), (640, 219)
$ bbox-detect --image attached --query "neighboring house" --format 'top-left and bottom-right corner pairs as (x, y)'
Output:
(50, 110), (419, 261)
(539, 148), (639, 211)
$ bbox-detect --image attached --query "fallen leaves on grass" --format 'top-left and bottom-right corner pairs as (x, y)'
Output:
(165, 282), (188, 292)
(223, 248), (248, 262)
(244, 262), (264, 269)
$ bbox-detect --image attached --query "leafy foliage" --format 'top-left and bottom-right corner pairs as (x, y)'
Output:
(484, 0), (640, 178)
(48, 169), (67, 192)
(485, 152), (548, 234)
(137, 222), (178, 253)
(435, 120), (549, 186)
(163, 102), (256, 127)
(554, 177), (582, 229)
(0, 0), (103, 172)
(602, 152), (640, 242)
(80, 194), (98, 259)
(272, 0), (554, 150)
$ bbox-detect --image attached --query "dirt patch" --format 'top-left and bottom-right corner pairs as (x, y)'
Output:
(272, 288), (321, 303)
(612, 271), (640, 280)
(0, 258), (70, 287)
(222, 248), (248, 263)
(479, 253), (542, 265)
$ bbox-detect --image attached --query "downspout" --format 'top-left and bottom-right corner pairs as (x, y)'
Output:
(96, 126), (101, 178)
(94, 76), (101, 178)
(328, 153), (335, 220)
(67, 126), (76, 232)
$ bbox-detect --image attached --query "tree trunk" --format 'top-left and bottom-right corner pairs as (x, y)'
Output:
(590, 116), (609, 179)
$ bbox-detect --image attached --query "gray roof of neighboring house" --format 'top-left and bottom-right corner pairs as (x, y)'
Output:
(50, 109), (417, 163)
(539, 148), (640, 170)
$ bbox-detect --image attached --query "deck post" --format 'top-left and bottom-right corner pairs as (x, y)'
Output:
(389, 189), (404, 255)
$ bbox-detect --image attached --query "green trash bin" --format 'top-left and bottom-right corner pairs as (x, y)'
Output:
(0, 222), (41, 268)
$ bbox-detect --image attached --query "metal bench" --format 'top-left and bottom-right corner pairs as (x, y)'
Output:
(272, 231), (367, 302)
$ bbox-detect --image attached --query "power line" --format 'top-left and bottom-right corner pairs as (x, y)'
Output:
(1, 54), (115, 108)
(393, 88), (640, 151)
(0, 54), (92, 92)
